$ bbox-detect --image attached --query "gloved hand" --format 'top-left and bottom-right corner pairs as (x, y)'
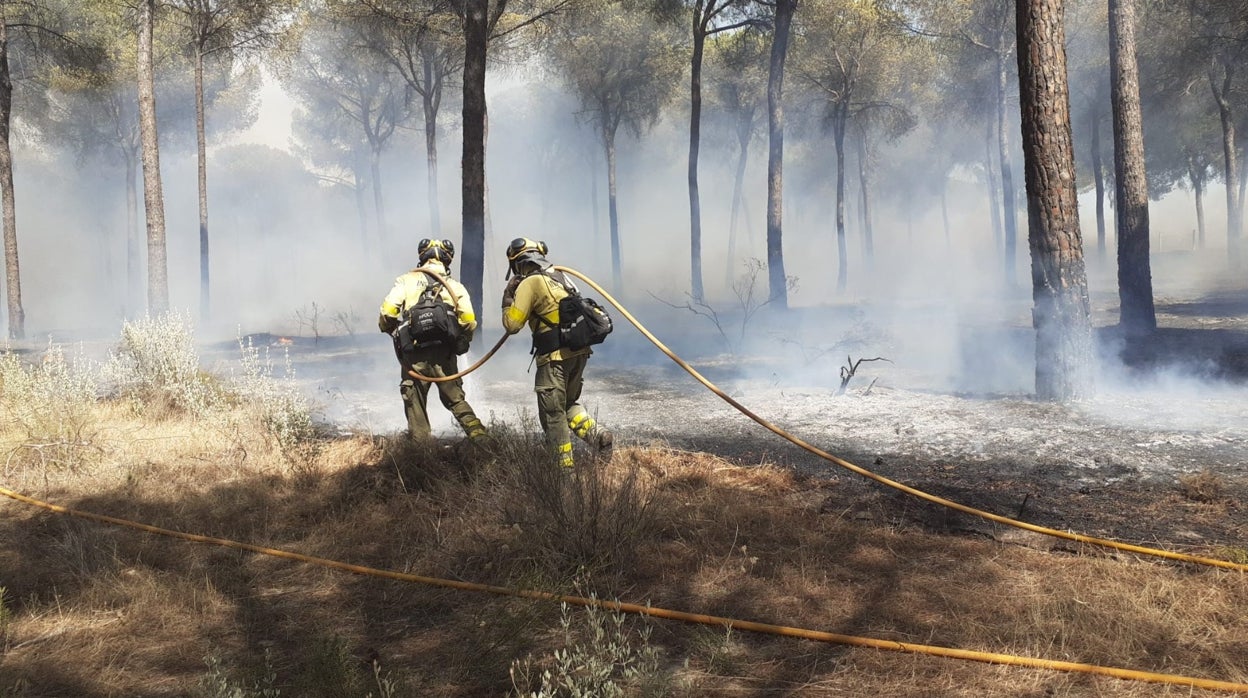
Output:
(378, 313), (399, 334)
(502, 275), (522, 309)
(454, 333), (472, 356)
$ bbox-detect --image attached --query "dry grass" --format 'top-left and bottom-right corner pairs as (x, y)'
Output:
(1, 358), (1247, 696)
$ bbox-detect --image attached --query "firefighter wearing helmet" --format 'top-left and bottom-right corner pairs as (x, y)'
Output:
(378, 238), (487, 441)
(500, 238), (613, 467)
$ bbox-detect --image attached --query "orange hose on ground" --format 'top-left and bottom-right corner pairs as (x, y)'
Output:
(553, 266), (1248, 573)
(1, 485), (1244, 693)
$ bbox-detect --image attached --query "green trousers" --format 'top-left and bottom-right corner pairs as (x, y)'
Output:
(400, 351), (485, 440)
(535, 353), (610, 466)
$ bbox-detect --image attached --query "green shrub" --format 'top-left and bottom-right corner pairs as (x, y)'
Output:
(510, 598), (664, 698)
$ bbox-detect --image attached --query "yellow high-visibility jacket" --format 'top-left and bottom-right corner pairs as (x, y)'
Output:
(380, 260), (477, 338)
(502, 271), (590, 363)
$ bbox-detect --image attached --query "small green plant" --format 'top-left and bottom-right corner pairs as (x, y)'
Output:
(198, 648), (280, 698)
(509, 598), (663, 698)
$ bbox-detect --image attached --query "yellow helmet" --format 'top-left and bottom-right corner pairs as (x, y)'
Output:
(505, 237), (549, 278)
(418, 238), (454, 265)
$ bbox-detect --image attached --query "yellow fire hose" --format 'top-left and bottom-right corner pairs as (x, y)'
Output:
(0, 485), (1244, 693)
(550, 266), (1248, 574)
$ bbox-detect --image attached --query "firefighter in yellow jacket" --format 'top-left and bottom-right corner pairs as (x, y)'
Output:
(500, 238), (613, 467)
(379, 238), (487, 441)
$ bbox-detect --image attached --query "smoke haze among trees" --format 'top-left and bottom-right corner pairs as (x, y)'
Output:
(2, 0), (1245, 398)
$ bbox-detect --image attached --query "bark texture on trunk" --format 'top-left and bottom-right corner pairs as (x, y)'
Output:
(461, 0), (488, 308)
(125, 149), (141, 316)
(422, 78), (441, 237)
(138, 0), (169, 315)
(1108, 0), (1155, 334)
(195, 48), (210, 321)
(833, 107), (848, 293)
(1191, 161), (1205, 247)
(1090, 112), (1106, 256)
(725, 108), (751, 287)
(765, 0), (795, 309)
(856, 128), (874, 265)
(1209, 66), (1241, 265)
(1016, 0), (1094, 401)
(997, 52), (1019, 287)
(0, 15), (23, 339)
(605, 133), (621, 291)
(688, 4), (706, 302)
(985, 134), (1003, 252)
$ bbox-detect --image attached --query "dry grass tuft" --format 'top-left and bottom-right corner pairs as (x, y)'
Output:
(1177, 469), (1225, 503)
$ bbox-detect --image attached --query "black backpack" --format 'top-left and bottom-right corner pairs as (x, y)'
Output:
(396, 280), (460, 355)
(534, 271), (613, 353)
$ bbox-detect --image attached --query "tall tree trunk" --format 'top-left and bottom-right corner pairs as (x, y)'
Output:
(1190, 159), (1206, 247)
(688, 5), (706, 302)
(1090, 111), (1106, 256)
(0, 15), (22, 339)
(765, 0), (795, 309)
(856, 127), (874, 265)
(422, 55), (441, 237)
(590, 150), (601, 261)
(371, 147), (386, 252)
(604, 127), (621, 291)
(997, 52), (1019, 288)
(985, 134), (1003, 252)
(1016, 0), (1094, 401)
(461, 0), (487, 307)
(125, 149), (142, 316)
(138, 0), (169, 315)
(833, 107), (848, 293)
(1209, 65), (1240, 265)
(195, 47), (210, 321)
(1109, 0), (1155, 334)
(726, 109), (751, 288)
